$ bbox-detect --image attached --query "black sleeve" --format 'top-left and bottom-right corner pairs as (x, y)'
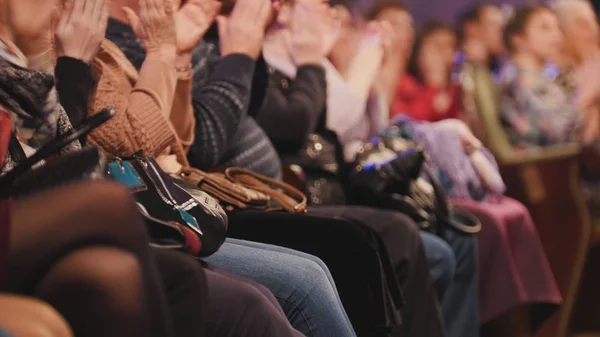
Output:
(54, 57), (97, 128)
(187, 54), (257, 169)
(247, 54), (269, 118)
(255, 65), (327, 150)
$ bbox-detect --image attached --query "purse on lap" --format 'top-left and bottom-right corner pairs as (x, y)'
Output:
(348, 136), (481, 236)
(179, 166), (307, 214)
(107, 154), (228, 257)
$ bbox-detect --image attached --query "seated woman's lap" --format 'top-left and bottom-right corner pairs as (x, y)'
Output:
(203, 267), (303, 337)
(203, 239), (356, 337)
(223, 238), (339, 296)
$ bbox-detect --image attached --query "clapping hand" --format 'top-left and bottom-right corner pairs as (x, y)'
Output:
(174, 0), (221, 54)
(289, 0), (339, 65)
(216, 0), (274, 60)
(53, 0), (108, 64)
(321, 5), (342, 56)
(122, 0), (176, 56)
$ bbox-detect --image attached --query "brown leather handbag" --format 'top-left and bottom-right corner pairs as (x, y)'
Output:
(179, 167), (307, 214)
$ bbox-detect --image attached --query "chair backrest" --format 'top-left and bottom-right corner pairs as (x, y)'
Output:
(461, 63), (516, 163)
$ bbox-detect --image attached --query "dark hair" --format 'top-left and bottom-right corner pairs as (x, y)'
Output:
(457, 4), (499, 43)
(503, 5), (550, 54)
(364, 0), (407, 20)
(408, 22), (457, 83)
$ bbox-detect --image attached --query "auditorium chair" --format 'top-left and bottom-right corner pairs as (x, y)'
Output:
(463, 62), (592, 337)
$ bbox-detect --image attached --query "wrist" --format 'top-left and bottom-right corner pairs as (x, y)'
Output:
(222, 45), (261, 60)
(146, 45), (177, 64)
(294, 54), (323, 66)
(175, 52), (192, 77)
(175, 52), (192, 68)
(57, 50), (93, 64)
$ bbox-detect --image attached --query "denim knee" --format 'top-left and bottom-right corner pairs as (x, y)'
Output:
(273, 257), (354, 337)
(204, 240), (356, 337)
(441, 228), (478, 278)
(420, 231), (457, 300)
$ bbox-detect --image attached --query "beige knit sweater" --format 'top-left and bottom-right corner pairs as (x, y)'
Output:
(88, 40), (195, 172)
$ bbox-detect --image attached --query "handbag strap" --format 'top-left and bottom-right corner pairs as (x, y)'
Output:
(224, 167), (307, 214)
(179, 166), (206, 185)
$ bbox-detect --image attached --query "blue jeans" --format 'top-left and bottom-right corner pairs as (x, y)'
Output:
(420, 230), (479, 337)
(204, 238), (357, 337)
(0, 328), (11, 337)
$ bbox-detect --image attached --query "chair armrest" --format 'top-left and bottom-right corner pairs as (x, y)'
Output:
(0, 295), (73, 337)
(497, 143), (581, 166)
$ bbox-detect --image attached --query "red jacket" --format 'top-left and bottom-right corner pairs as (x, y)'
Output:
(392, 74), (461, 122)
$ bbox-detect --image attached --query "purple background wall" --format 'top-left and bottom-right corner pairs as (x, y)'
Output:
(351, 0), (540, 27)
(408, 0), (539, 27)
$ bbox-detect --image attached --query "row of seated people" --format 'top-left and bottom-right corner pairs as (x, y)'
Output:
(0, 0), (589, 336)
(386, 0), (600, 334)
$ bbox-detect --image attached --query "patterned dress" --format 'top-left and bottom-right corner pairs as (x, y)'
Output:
(499, 62), (581, 148)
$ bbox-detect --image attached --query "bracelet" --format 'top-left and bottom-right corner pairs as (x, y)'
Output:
(175, 64), (192, 73)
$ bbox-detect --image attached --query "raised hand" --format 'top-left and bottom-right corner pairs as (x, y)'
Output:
(174, 0), (221, 53)
(376, 20), (405, 104)
(216, 0), (273, 59)
(321, 5), (342, 56)
(378, 20), (397, 66)
(345, 22), (386, 99)
(53, 0), (109, 64)
(289, 1), (326, 65)
(122, 0), (176, 55)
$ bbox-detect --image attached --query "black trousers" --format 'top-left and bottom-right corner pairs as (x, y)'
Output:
(227, 207), (445, 337)
(152, 248), (303, 337)
(311, 206), (444, 337)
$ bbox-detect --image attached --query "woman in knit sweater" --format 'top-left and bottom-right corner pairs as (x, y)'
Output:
(88, 0), (357, 335)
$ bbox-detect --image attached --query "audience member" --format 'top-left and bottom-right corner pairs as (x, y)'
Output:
(0, 1), (175, 335)
(261, 1), (480, 337)
(0, 0), (582, 335)
(500, 5), (600, 148)
(458, 4), (506, 71)
(394, 23), (460, 122)
(553, 0), (600, 216)
(91, 0), (358, 335)
(108, 0), (283, 178)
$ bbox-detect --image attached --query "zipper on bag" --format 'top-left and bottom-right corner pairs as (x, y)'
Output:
(136, 156), (203, 235)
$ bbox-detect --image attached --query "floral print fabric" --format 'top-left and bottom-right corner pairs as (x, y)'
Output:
(499, 62), (581, 148)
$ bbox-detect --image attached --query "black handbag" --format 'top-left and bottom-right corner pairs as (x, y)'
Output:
(107, 154), (228, 257)
(269, 69), (347, 205)
(348, 138), (481, 236)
